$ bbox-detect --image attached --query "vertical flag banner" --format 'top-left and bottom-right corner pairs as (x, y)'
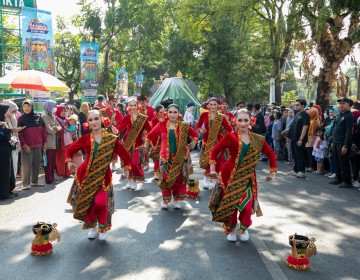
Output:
(134, 73), (144, 96)
(116, 68), (128, 98)
(22, 7), (55, 75)
(80, 42), (99, 103)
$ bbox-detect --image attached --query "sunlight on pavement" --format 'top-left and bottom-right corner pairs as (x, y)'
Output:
(114, 210), (153, 234)
(117, 268), (175, 280)
(81, 256), (109, 273)
(159, 239), (183, 251)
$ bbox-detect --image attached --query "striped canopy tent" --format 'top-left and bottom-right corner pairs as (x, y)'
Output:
(149, 77), (201, 118)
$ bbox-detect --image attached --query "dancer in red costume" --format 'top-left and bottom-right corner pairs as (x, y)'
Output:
(137, 95), (155, 171)
(220, 98), (235, 126)
(150, 105), (165, 180)
(137, 94), (155, 123)
(209, 109), (277, 242)
(196, 97), (232, 189)
(146, 104), (198, 209)
(65, 110), (131, 241)
(103, 95), (123, 171)
(117, 99), (152, 190)
(104, 95), (123, 133)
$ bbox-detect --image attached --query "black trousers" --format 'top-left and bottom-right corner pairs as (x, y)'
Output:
(333, 143), (352, 184)
(291, 140), (306, 173)
(350, 153), (360, 181)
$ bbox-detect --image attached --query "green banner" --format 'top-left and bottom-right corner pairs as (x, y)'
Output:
(0, 0), (36, 9)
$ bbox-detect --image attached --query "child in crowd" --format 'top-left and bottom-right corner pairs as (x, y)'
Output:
(66, 114), (83, 167)
(312, 127), (327, 174)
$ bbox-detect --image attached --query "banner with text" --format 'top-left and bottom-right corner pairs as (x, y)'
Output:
(31, 90), (51, 113)
(22, 7), (55, 75)
(80, 42), (99, 103)
(116, 68), (128, 98)
(1, 0), (35, 9)
(134, 73), (144, 96)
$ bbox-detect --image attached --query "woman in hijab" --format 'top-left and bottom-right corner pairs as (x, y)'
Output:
(18, 99), (47, 190)
(305, 108), (320, 171)
(3, 101), (21, 190)
(55, 106), (72, 177)
(42, 101), (62, 184)
(78, 102), (91, 136)
(0, 104), (17, 199)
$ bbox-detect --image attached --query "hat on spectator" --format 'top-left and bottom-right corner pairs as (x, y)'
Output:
(186, 102), (195, 108)
(337, 97), (353, 106)
(97, 95), (104, 101)
(69, 114), (78, 121)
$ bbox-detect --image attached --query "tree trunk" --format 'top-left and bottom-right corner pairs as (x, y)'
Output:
(274, 60), (282, 105)
(316, 68), (331, 111)
(313, 13), (358, 112)
(68, 91), (74, 103)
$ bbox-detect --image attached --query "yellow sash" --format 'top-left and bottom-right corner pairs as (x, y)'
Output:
(199, 112), (224, 169)
(70, 132), (117, 221)
(211, 133), (265, 222)
(123, 113), (147, 152)
(158, 122), (189, 191)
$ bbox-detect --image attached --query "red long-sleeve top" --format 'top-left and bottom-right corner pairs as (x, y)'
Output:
(117, 113), (152, 149)
(18, 126), (46, 148)
(147, 120), (199, 162)
(222, 110), (235, 125)
(210, 132), (277, 188)
(65, 133), (131, 187)
(141, 104), (155, 122)
(196, 111), (232, 144)
(105, 107), (123, 133)
(151, 116), (160, 129)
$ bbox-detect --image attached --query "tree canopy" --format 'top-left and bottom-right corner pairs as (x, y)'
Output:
(51, 0), (360, 107)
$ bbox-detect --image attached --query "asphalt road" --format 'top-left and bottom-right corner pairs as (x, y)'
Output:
(0, 151), (359, 280)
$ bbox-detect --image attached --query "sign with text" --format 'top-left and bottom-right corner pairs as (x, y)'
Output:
(0, 0), (36, 9)
(116, 68), (128, 98)
(22, 7), (55, 75)
(134, 73), (144, 96)
(31, 90), (51, 113)
(80, 42), (99, 95)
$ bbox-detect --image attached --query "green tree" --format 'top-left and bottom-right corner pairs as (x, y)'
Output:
(297, 0), (360, 110)
(167, 0), (274, 103)
(74, 0), (171, 96)
(54, 17), (81, 102)
(0, 13), (21, 77)
(282, 89), (297, 106)
(253, 0), (303, 105)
